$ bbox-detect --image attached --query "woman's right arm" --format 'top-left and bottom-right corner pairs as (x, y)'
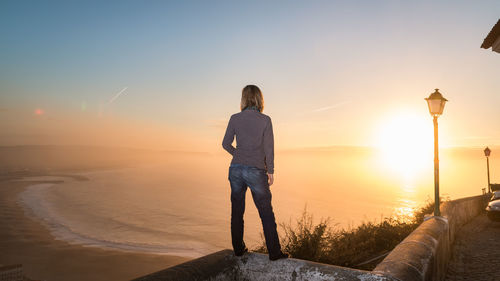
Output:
(263, 116), (274, 174)
(222, 116), (236, 155)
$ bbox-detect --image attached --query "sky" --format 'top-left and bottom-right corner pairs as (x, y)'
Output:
(1, 1), (499, 152)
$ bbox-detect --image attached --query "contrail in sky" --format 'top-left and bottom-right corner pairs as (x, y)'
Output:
(107, 87), (128, 105)
(311, 101), (351, 112)
(99, 87), (128, 117)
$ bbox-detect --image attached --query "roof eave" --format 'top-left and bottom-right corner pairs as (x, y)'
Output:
(481, 19), (500, 49)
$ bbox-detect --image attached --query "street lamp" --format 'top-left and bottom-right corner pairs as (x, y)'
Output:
(425, 89), (448, 216)
(485, 147), (491, 193)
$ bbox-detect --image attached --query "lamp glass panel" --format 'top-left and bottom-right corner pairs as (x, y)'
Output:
(427, 99), (443, 115)
(439, 100), (446, 115)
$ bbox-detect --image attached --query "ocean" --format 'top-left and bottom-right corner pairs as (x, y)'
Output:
(17, 147), (492, 258)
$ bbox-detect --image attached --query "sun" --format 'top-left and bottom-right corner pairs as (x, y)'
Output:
(375, 111), (434, 184)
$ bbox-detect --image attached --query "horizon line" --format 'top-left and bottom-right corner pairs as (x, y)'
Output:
(0, 144), (497, 152)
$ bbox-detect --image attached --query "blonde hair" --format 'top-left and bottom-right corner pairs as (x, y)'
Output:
(240, 85), (264, 112)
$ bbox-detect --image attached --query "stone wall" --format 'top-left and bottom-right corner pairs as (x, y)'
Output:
(131, 250), (395, 281)
(373, 194), (489, 281)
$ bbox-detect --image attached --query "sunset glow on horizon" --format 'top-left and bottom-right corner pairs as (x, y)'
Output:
(375, 110), (433, 180)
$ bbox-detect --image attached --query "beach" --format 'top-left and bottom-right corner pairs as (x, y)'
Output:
(0, 177), (189, 281)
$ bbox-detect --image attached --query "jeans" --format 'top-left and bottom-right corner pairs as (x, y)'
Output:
(228, 163), (282, 256)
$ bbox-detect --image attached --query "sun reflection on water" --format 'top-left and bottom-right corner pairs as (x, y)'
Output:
(393, 198), (418, 223)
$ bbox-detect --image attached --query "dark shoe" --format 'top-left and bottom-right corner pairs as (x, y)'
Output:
(269, 252), (289, 261)
(234, 247), (248, 257)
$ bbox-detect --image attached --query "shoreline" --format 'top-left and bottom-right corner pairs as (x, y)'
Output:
(0, 174), (190, 281)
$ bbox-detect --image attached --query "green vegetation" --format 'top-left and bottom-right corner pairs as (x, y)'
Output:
(255, 201), (438, 270)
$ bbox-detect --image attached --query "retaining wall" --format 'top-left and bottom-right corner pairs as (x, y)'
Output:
(373, 194), (489, 281)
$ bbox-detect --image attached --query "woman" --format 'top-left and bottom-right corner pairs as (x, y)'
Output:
(222, 85), (288, 261)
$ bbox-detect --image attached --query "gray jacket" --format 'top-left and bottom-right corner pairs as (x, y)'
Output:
(222, 108), (274, 174)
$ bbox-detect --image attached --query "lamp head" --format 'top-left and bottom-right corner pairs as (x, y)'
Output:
(485, 147), (491, 157)
(425, 89), (448, 117)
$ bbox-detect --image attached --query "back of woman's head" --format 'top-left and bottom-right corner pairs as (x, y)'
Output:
(241, 85), (264, 112)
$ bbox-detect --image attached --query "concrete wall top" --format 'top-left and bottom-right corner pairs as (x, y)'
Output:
(132, 250), (397, 281)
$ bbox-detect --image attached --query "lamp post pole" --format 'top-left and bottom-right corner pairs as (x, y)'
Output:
(487, 156), (491, 193)
(485, 147), (491, 193)
(425, 89), (447, 217)
(433, 116), (440, 216)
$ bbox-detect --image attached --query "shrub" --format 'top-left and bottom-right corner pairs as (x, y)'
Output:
(254, 199), (443, 270)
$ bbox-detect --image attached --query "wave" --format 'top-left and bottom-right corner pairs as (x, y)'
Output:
(17, 182), (216, 258)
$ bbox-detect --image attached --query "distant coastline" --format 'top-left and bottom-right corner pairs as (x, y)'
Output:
(0, 171), (189, 281)
(15, 172), (210, 257)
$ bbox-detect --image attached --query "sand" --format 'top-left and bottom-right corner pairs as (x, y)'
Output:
(0, 178), (190, 281)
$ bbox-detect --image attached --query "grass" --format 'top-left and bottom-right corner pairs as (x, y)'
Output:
(254, 200), (440, 270)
